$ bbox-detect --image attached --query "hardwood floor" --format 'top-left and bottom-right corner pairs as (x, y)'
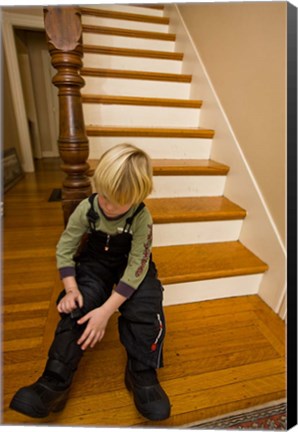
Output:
(2, 158), (286, 427)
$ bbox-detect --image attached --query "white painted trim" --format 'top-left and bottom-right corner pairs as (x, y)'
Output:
(88, 136), (213, 160)
(163, 274), (263, 306)
(41, 49), (59, 157)
(153, 219), (243, 246)
(1, 11), (44, 172)
(42, 151), (59, 158)
(277, 289), (287, 321)
(151, 176), (226, 198)
(166, 4), (286, 312)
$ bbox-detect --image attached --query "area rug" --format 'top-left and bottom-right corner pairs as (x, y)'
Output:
(190, 402), (287, 430)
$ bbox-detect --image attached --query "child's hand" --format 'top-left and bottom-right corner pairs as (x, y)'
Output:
(76, 307), (110, 350)
(57, 288), (83, 314)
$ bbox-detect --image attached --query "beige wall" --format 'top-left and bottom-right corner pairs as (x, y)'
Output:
(178, 2), (286, 245)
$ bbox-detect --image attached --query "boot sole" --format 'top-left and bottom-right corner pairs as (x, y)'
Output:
(10, 397), (49, 418)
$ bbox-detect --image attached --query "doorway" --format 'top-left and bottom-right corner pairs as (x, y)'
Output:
(0, 7), (58, 172)
(14, 28), (59, 165)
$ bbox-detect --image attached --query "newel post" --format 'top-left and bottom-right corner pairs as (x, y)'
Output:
(44, 6), (92, 225)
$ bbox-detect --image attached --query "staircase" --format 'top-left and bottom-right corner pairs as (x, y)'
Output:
(78, 3), (268, 306)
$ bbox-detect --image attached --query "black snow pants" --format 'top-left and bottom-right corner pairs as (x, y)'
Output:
(44, 202), (166, 385)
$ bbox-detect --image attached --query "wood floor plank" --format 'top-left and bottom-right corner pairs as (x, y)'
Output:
(252, 311), (286, 357)
(3, 301), (50, 314)
(3, 326), (45, 342)
(3, 348), (44, 366)
(4, 317), (46, 331)
(250, 296), (286, 344)
(3, 337), (43, 353)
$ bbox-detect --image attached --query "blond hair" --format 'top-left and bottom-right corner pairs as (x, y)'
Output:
(93, 143), (153, 205)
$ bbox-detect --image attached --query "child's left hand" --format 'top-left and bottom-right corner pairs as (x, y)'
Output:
(76, 307), (110, 350)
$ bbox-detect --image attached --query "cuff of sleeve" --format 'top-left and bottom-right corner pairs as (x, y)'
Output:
(115, 281), (136, 299)
(59, 267), (76, 279)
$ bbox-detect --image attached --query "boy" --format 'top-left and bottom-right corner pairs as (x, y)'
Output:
(10, 143), (171, 422)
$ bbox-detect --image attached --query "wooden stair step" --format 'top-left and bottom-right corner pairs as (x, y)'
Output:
(82, 94), (202, 108)
(153, 241), (269, 285)
(81, 67), (191, 83)
(134, 4), (165, 10)
(151, 159), (229, 175)
(87, 159), (229, 176)
(145, 196), (247, 224)
(82, 24), (176, 41)
(83, 45), (184, 61)
(85, 126), (214, 138)
(80, 7), (170, 25)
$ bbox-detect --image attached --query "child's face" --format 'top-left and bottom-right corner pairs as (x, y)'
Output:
(98, 195), (132, 219)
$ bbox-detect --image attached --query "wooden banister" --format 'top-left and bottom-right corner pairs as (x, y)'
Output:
(44, 6), (92, 226)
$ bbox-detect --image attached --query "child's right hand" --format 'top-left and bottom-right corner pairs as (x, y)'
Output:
(57, 288), (84, 314)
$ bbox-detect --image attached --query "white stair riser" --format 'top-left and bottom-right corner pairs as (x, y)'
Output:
(151, 176), (226, 197)
(82, 15), (169, 33)
(162, 274), (263, 306)
(83, 33), (175, 52)
(83, 53), (182, 74)
(83, 77), (190, 99)
(153, 220), (243, 246)
(83, 104), (200, 128)
(86, 5), (165, 18)
(88, 137), (212, 159)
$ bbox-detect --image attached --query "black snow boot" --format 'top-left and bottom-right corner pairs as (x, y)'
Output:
(125, 361), (171, 421)
(9, 375), (70, 418)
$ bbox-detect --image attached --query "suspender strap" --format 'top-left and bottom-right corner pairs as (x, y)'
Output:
(87, 193), (145, 232)
(87, 193), (99, 231)
(124, 202), (145, 232)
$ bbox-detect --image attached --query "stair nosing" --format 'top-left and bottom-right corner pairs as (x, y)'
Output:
(159, 265), (268, 285)
(151, 160), (229, 175)
(145, 197), (247, 224)
(85, 126), (215, 138)
(152, 241), (269, 285)
(82, 94), (202, 108)
(83, 44), (184, 61)
(134, 4), (165, 10)
(80, 6), (170, 25)
(87, 159), (229, 177)
(82, 24), (176, 41)
(81, 68), (192, 83)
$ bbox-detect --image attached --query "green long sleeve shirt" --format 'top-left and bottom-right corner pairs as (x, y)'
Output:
(56, 195), (153, 299)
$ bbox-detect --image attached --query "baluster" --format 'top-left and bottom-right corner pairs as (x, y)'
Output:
(44, 6), (92, 225)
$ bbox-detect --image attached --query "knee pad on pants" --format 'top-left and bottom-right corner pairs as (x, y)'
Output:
(48, 315), (86, 375)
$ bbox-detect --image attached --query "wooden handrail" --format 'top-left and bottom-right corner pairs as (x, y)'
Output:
(44, 6), (92, 226)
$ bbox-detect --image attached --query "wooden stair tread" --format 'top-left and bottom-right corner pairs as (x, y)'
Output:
(86, 126), (214, 138)
(145, 196), (246, 223)
(153, 241), (269, 285)
(82, 94), (202, 108)
(83, 45), (184, 60)
(80, 7), (170, 25)
(82, 24), (176, 41)
(133, 4), (165, 10)
(81, 67), (191, 82)
(151, 159), (229, 175)
(87, 159), (229, 176)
